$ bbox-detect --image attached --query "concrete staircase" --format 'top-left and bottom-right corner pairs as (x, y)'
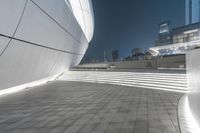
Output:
(59, 71), (188, 93)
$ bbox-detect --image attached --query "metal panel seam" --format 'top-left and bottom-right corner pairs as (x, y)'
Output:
(0, 0), (28, 57)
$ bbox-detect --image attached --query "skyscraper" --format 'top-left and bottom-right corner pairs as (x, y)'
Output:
(186, 0), (200, 25)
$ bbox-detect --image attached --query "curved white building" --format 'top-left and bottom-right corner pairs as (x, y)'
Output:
(0, 0), (94, 91)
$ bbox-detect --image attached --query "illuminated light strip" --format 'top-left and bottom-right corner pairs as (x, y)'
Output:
(71, 78), (187, 91)
(66, 70), (184, 74)
(67, 73), (186, 79)
(59, 76), (188, 93)
(68, 71), (187, 76)
(64, 73), (187, 79)
(79, 74), (187, 78)
(63, 78), (187, 93)
(61, 74), (187, 82)
(65, 75), (185, 79)
(77, 79), (188, 88)
(78, 76), (188, 84)
(62, 73), (187, 83)
(0, 73), (62, 96)
(59, 71), (188, 92)
(178, 95), (200, 133)
(158, 67), (186, 70)
(100, 81), (188, 93)
(65, 76), (187, 81)
(66, 76), (187, 87)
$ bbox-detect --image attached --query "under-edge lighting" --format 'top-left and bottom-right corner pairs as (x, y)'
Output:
(0, 73), (62, 96)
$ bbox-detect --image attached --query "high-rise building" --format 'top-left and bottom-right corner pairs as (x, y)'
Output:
(186, 0), (200, 25)
(155, 21), (172, 46)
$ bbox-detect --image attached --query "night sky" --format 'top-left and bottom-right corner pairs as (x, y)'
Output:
(83, 0), (185, 62)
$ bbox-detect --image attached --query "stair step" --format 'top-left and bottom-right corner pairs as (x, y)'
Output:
(59, 71), (188, 93)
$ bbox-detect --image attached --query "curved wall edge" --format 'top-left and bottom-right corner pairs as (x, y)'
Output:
(178, 95), (200, 133)
(178, 48), (200, 133)
(0, 0), (94, 91)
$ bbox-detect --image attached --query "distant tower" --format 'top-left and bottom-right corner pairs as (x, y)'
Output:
(155, 21), (172, 46)
(186, 0), (200, 25)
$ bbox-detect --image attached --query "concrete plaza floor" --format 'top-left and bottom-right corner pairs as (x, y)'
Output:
(0, 81), (183, 133)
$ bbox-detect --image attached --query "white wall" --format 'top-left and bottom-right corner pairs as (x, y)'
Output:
(0, 0), (94, 90)
(186, 48), (200, 128)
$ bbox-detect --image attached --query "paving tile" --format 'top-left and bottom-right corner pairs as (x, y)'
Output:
(48, 126), (66, 133)
(134, 127), (148, 133)
(0, 81), (183, 133)
(119, 128), (134, 133)
(149, 127), (162, 133)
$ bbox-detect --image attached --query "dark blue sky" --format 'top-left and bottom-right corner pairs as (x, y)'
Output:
(84, 0), (185, 61)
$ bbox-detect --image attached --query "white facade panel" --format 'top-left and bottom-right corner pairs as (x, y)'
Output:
(0, 0), (94, 90)
(0, 0), (27, 36)
(31, 0), (87, 43)
(0, 36), (11, 54)
(15, 1), (86, 54)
